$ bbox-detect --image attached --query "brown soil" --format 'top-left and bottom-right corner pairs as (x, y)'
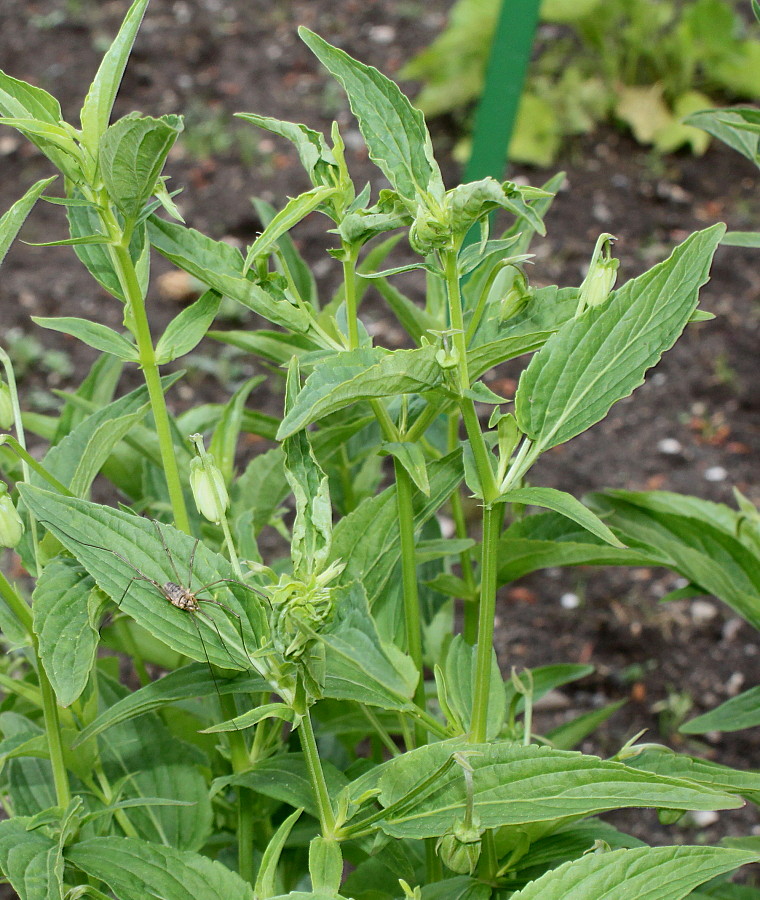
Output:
(2, 0), (760, 853)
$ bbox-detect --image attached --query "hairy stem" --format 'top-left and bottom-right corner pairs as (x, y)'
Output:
(299, 703), (336, 837)
(221, 693), (254, 884)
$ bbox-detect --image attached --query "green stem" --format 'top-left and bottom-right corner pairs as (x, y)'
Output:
(470, 501), (504, 744)
(37, 655), (71, 808)
(0, 567), (33, 635)
(341, 243), (361, 350)
(393, 458), (426, 746)
(0, 435), (73, 496)
(221, 693), (254, 884)
(298, 703), (336, 837)
(98, 205), (190, 534)
(447, 414), (478, 643)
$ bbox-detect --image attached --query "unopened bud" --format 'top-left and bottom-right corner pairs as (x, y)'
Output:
(0, 482), (23, 548)
(0, 380), (13, 430)
(577, 233), (618, 316)
(189, 434), (229, 524)
(436, 820), (483, 875)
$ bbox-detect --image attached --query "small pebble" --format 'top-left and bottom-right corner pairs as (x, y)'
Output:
(690, 599), (717, 624)
(722, 617), (743, 642)
(689, 810), (719, 827)
(704, 466), (728, 482)
(725, 672), (745, 696)
(369, 25), (396, 44)
(657, 438), (682, 455)
(560, 592), (580, 609)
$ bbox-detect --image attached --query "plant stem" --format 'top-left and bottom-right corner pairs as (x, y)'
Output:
(393, 458), (427, 746)
(220, 693), (254, 884)
(341, 243), (361, 349)
(298, 704), (336, 837)
(469, 501), (504, 744)
(447, 414), (478, 643)
(38, 656), (71, 808)
(0, 568), (33, 635)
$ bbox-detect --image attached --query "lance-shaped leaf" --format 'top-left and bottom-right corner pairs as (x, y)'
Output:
(497, 487), (625, 547)
(0, 816), (63, 900)
(277, 346), (444, 439)
(155, 290), (221, 364)
(515, 225), (725, 451)
(625, 747), (760, 799)
(67, 837), (255, 900)
(148, 215), (311, 332)
(686, 108), (760, 164)
(299, 28), (443, 203)
(448, 177), (546, 238)
(681, 686), (760, 735)
(79, 0), (150, 151)
(346, 741), (741, 840)
(99, 113), (183, 221)
(283, 360), (333, 575)
(508, 846), (759, 900)
(31, 316), (138, 361)
(20, 487), (264, 670)
(0, 176), (56, 268)
(32, 558), (101, 708)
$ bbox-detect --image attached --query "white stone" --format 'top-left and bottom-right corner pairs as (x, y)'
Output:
(704, 466), (727, 482)
(657, 438), (682, 455)
(560, 592), (580, 609)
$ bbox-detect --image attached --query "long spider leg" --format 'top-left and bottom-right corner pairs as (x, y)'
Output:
(195, 599), (254, 670)
(37, 518), (164, 592)
(196, 577), (269, 603)
(188, 610), (243, 735)
(152, 520), (185, 587)
(187, 537), (199, 588)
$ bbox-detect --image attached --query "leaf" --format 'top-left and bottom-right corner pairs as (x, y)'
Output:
(515, 225), (725, 451)
(0, 176), (57, 269)
(209, 329), (317, 364)
(347, 741), (741, 840)
(155, 290), (221, 364)
(256, 809), (303, 900)
(497, 487), (625, 547)
(202, 702), (294, 733)
(79, 0), (151, 151)
(722, 231), (760, 248)
(148, 216), (311, 332)
(32, 558), (101, 707)
(547, 700), (627, 751)
(30, 316), (138, 361)
(75, 664), (269, 745)
(298, 28), (442, 203)
(232, 447), (289, 536)
(244, 185), (337, 272)
(681, 687), (760, 735)
(447, 177), (546, 238)
(439, 636), (504, 738)
(627, 748), (760, 798)
(309, 838), (343, 896)
(382, 442), (430, 495)
(685, 108), (760, 164)
(20, 487), (264, 670)
(277, 346), (444, 439)
(503, 664), (594, 714)
(0, 816), (63, 900)
(66, 836), (255, 900)
(209, 375), (264, 484)
(508, 846), (759, 900)
(99, 113), (183, 220)
(252, 196), (319, 307)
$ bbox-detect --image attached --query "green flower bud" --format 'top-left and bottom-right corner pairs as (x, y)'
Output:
(0, 380), (13, 430)
(0, 483), (24, 549)
(189, 448), (229, 524)
(576, 233), (619, 316)
(436, 819), (483, 875)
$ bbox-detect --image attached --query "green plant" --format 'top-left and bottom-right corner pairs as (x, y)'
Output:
(1, 2), (760, 897)
(402, 0), (760, 166)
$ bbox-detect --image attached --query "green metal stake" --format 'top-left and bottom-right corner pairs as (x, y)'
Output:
(464, 0), (541, 185)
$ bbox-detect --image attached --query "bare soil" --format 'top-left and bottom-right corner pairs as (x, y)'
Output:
(2, 0), (760, 852)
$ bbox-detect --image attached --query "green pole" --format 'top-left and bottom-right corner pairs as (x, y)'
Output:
(464, 0), (541, 184)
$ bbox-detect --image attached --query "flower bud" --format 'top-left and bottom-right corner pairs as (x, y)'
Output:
(0, 380), (13, 430)
(436, 820), (483, 875)
(0, 482), (24, 548)
(189, 447), (229, 525)
(576, 233), (619, 316)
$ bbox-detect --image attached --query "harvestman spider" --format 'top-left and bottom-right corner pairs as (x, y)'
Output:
(41, 517), (264, 677)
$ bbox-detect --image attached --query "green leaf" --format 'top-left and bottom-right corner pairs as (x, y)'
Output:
(155, 290), (221, 364)
(681, 687), (760, 735)
(31, 316), (138, 360)
(0, 176), (57, 269)
(627, 748), (760, 798)
(298, 28), (443, 202)
(382, 442), (430, 495)
(277, 346), (444, 439)
(252, 196), (319, 307)
(232, 447), (289, 536)
(209, 329), (317, 364)
(0, 714), (57, 817)
(283, 361), (334, 576)
(202, 702), (294, 733)
(244, 185), (337, 272)
(0, 816), (63, 900)
(255, 809), (303, 900)
(503, 664), (594, 713)
(99, 113), (183, 220)
(32, 558), (101, 707)
(508, 846), (759, 900)
(79, 0), (150, 151)
(210, 376), (266, 486)
(148, 216), (311, 332)
(447, 177), (546, 238)
(722, 231), (760, 248)
(348, 741), (741, 840)
(20, 487), (264, 670)
(309, 838), (342, 896)
(547, 700), (627, 751)
(75, 664), (268, 745)
(497, 487), (625, 547)
(685, 108), (760, 164)
(372, 277), (439, 345)
(515, 225), (725, 450)
(67, 836), (255, 900)
(439, 635), (504, 738)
